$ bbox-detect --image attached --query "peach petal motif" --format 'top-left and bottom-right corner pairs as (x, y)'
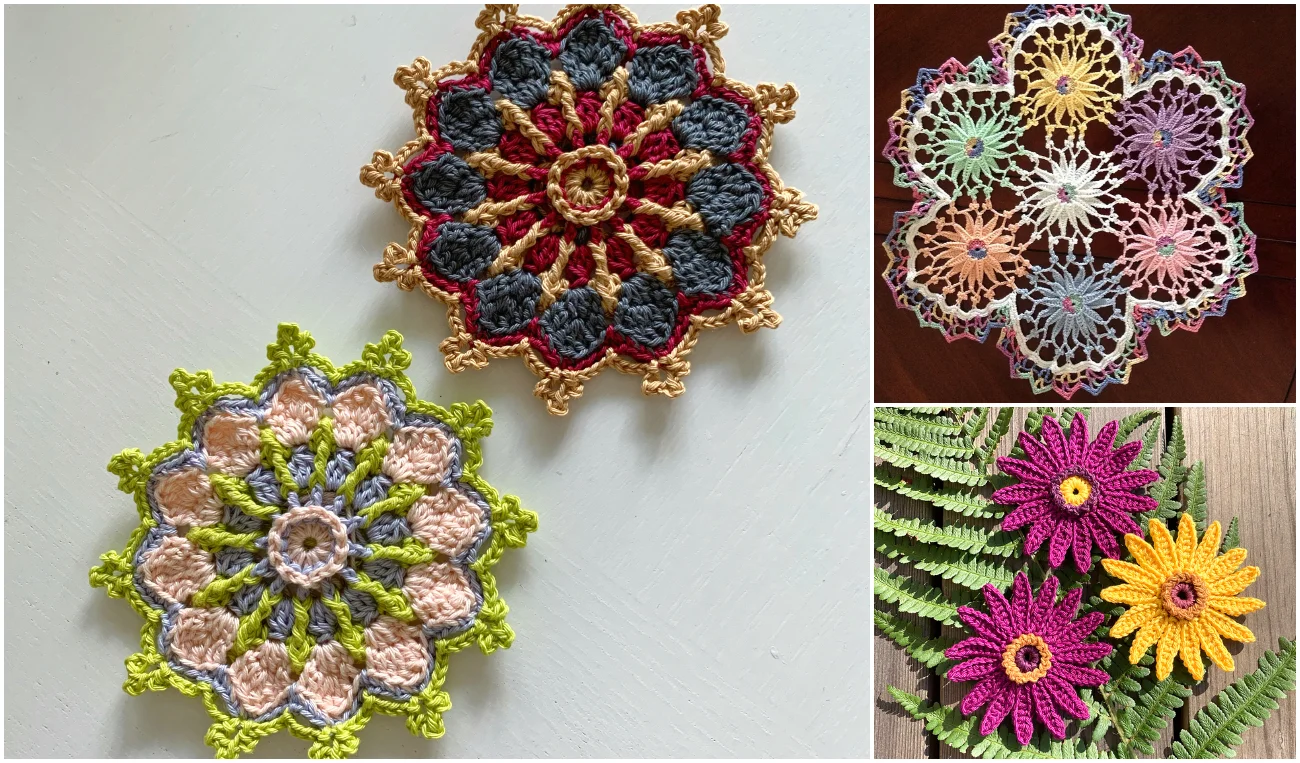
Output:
(202, 412), (262, 476)
(406, 487), (488, 558)
(333, 383), (392, 451)
(383, 427), (454, 485)
(153, 468), (223, 527)
(265, 376), (325, 447)
(229, 641), (294, 716)
(297, 641), (362, 720)
(404, 561), (479, 629)
(139, 535), (216, 605)
(168, 607), (238, 670)
(365, 616), (432, 691)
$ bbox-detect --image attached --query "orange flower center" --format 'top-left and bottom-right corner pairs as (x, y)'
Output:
(1002, 633), (1052, 684)
(1159, 571), (1209, 621)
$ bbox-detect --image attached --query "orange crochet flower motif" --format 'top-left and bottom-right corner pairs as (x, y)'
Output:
(912, 202), (1029, 311)
(1100, 513), (1264, 681)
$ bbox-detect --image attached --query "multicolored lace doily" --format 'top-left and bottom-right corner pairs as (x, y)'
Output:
(882, 4), (1255, 398)
(361, 3), (816, 415)
(90, 325), (537, 758)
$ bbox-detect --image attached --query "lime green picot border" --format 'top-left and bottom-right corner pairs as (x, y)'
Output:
(88, 324), (538, 758)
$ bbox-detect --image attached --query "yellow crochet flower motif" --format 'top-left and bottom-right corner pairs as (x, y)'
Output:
(1101, 513), (1264, 681)
(1014, 23), (1122, 137)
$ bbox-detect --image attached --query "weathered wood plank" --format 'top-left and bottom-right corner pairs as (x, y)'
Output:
(1178, 408), (1296, 759)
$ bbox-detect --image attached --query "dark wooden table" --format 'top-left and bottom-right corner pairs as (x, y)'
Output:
(874, 5), (1296, 403)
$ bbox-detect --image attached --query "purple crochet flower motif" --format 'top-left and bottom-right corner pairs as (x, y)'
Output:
(945, 573), (1113, 746)
(1111, 79), (1219, 194)
(993, 413), (1158, 573)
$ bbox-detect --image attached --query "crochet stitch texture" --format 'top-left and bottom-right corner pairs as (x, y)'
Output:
(993, 412), (1158, 573)
(89, 325), (538, 758)
(944, 573), (1113, 745)
(882, 4), (1256, 398)
(1101, 512), (1264, 681)
(361, 3), (816, 415)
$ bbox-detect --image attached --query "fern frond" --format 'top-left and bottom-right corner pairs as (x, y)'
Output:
(874, 506), (1021, 558)
(963, 407), (990, 440)
(873, 567), (969, 626)
(876, 532), (1020, 591)
(1169, 638), (1297, 759)
(1114, 409), (1160, 445)
(887, 687), (1113, 759)
(874, 467), (1001, 519)
(875, 418), (976, 459)
(1185, 461), (1208, 535)
(1220, 516), (1241, 553)
(976, 408), (1014, 469)
(1117, 673), (1191, 757)
(895, 406), (948, 415)
(1144, 416), (1187, 523)
(875, 408), (963, 434)
(873, 609), (955, 671)
(875, 443), (987, 486)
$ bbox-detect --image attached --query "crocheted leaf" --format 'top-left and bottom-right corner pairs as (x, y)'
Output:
(873, 568), (968, 626)
(976, 407), (1015, 469)
(1169, 638), (1297, 759)
(1117, 672), (1191, 757)
(1145, 416), (1188, 523)
(888, 687), (1113, 759)
(874, 467), (1001, 519)
(1220, 515), (1241, 553)
(874, 506), (1022, 557)
(873, 609), (956, 671)
(876, 532), (1019, 592)
(1185, 461), (1209, 535)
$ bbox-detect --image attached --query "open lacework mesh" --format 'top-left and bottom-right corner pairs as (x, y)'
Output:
(882, 4), (1255, 398)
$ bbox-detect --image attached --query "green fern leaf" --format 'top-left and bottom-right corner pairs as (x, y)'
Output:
(873, 567), (969, 626)
(875, 408), (963, 434)
(875, 417), (976, 459)
(1185, 461), (1208, 535)
(874, 506), (1021, 557)
(1118, 672), (1191, 757)
(1220, 516), (1241, 553)
(896, 406), (949, 415)
(1169, 637), (1297, 758)
(873, 609), (955, 671)
(963, 407), (990, 440)
(1144, 416), (1187, 523)
(876, 532), (1020, 591)
(875, 443), (987, 486)
(874, 466), (1001, 519)
(1114, 409), (1160, 445)
(977, 408), (1014, 469)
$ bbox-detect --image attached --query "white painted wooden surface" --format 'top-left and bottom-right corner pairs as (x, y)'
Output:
(3, 3), (872, 757)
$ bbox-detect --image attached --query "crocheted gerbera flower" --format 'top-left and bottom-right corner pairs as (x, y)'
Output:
(945, 573), (1112, 745)
(1101, 513), (1264, 681)
(89, 325), (537, 757)
(994, 413), (1159, 573)
(361, 4), (816, 414)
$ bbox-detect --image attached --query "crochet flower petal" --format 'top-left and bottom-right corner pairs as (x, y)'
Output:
(1048, 522), (1075, 568)
(1040, 416), (1068, 461)
(1210, 565), (1261, 596)
(1001, 498), (1052, 531)
(1197, 619), (1236, 672)
(298, 641), (362, 720)
(1179, 627), (1205, 682)
(1054, 610), (1106, 647)
(1141, 523), (1178, 574)
(1085, 420), (1119, 465)
(1031, 683), (1067, 740)
(997, 455), (1053, 485)
(1065, 413), (1091, 465)
(959, 606), (1010, 643)
(1089, 516), (1121, 558)
(1106, 469), (1161, 491)
(946, 637), (1004, 660)
(1071, 521), (1094, 573)
(949, 657), (1003, 682)
(1012, 686), (1035, 746)
(1110, 602), (1161, 638)
(1044, 585), (1085, 637)
(981, 583), (1015, 631)
(1205, 546), (1249, 582)
(1191, 520), (1222, 573)
(1010, 572), (1034, 631)
(1042, 672), (1091, 720)
(1029, 575), (1060, 632)
(993, 481), (1051, 504)
(1101, 583), (1156, 605)
(1020, 429), (1062, 473)
(266, 375), (325, 447)
(1106, 439), (1143, 472)
(1052, 662), (1109, 687)
(1024, 513), (1059, 554)
(1054, 641), (1112, 665)
(1097, 490), (1156, 516)
(333, 382), (393, 451)
(980, 685), (1018, 737)
(1130, 617), (1168, 662)
(961, 672), (1009, 716)
(1211, 595), (1266, 617)
(1154, 621), (1181, 680)
(1174, 512), (1197, 567)
(1202, 608), (1257, 644)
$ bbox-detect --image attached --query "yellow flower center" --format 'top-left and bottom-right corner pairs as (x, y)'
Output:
(1059, 475), (1092, 507)
(1159, 571), (1209, 621)
(1002, 633), (1053, 684)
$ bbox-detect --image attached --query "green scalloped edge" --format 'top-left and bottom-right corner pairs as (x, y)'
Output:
(89, 323), (538, 758)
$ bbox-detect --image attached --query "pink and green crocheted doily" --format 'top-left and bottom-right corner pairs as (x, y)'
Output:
(90, 325), (537, 758)
(882, 3), (1255, 398)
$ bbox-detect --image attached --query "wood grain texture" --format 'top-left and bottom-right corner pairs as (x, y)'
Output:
(2, 4), (872, 757)
(875, 407), (1294, 759)
(873, 4), (1297, 403)
(1179, 407), (1296, 759)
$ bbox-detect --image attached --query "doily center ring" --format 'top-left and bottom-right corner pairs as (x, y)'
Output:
(547, 144), (629, 226)
(267, 504), (350, 588)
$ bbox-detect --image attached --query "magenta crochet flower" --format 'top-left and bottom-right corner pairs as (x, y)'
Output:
(993, 413), (1158, 573)
(945, 574), (1112, 745)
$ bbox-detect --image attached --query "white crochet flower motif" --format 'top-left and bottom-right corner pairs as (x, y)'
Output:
(1016, 138), (1128, 248)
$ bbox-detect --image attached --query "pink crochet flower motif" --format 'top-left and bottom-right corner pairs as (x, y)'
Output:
(945, 573), (1113, 745)
(994, 413), (1158, 573)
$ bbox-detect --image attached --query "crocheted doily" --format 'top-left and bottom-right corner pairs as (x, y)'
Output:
(882, 4), (1255, 398)
(361, 3), (816, 415)
(90, 325), (537, 758)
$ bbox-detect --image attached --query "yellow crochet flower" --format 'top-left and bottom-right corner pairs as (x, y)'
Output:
(1100, 513), (1264, 681)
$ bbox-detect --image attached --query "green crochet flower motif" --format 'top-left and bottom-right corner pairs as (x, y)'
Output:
(90, 324), (537, 758)
(916, 85), (1026, 199)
